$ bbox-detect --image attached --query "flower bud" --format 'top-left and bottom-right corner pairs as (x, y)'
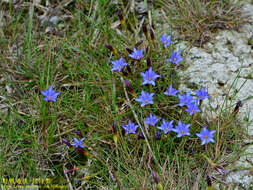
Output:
(232, 100), (242, 116)
(154, 131), (161, 140)
(150, 28), (155, 41)
(189, 149), (194, 156)
(83, 120), (89, 128)
(147, 56), (151, 68)
(138, 131), (145, 140)
(135, 40), (143, 47)
(122, 69), (128, 77)
(121, 127), (126, 136)
(113, 121), (118, 145)
(113, 121), (117, 135)
(206, 175), (212, 188)
(146, 46), (149, 54)
(75, 130), (84, 139)
(126, 64), (132, 74)
(126, 48), (133, 54)
(142, 23), (148, 39)
(105, 43), (114, 52)
(62, 138), (72, 147)
(124, 80), (134, 94)
(117, 9), (124, 22)
(151, 170), (160, 184)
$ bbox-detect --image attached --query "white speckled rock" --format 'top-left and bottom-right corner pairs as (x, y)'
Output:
(226, 144), (253, 189)
(176, 2), (253, 188)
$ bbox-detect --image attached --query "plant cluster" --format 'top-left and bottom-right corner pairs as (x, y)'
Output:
(110, 40), (215, 146)
(0, 2), (246, 189)
(42, 8), (242, 188)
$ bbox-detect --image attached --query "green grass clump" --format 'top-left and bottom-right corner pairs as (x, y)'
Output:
(156, 0), (249, 46)
(0, 1), (248, 189)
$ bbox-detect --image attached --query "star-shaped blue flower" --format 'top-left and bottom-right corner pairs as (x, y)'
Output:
(164, 84), (179, 96)
(160, 34), (173, 48)
(111, 57), (127, 72)
(136, 90), (154, 107)
(195, 87), (210, 100)
(196, 127), (216, 145)
(128, 47), (144, 60)
(185, 102), (201, 115)
(173, 120), (191, 138)
(41, 86), (60, 102)
(144, 113), (160, 127)
(122, 120), (139, 135)
(169, 50), (182, 65)
(141, 67), (160, 86)
(157, 119), (174, 134)
(71, 137), (85, 148)
(178, 91), (194, 107)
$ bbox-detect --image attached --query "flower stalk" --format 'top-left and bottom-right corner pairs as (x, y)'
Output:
(112, 121), (118, 145)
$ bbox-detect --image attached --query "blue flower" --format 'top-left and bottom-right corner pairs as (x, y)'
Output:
(144, 113), (160, 126)
(111, 57), (127, 72)
(136, 90), (154, 107)
(178, 91), (194, 107)
(195, 87), (210, 100)
(185, 102), (201, 115)
(157, 119), (174, 134)
(196, 127), (216, 145)
(164, 84), (179, 96)
(160, 34), (173, 48)
(154, 131), (161, 140)
(129, 47), (144, 60)
(141, 67), (160, 86)
(122, 120), (139, 135)
(169, 50), (182, 65)
(41, 86), (60, 102)
(71, 137), (85, 148)
(173, 120), (191, 138)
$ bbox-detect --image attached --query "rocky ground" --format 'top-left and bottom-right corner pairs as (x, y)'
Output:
(175, 2), (253, 189)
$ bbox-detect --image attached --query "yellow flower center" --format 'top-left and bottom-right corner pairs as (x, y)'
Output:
(148, 77), (152, 81)
(165, 128), (168, 131)
(181, 130), (185, 134)
(164, 40), (167, 44)
(137, 56), (140, 59)
(118, 66), (121, 69)
(204, 136), (208, 140)
(173, 58), (177, 61)
(145, 100), (148, 103)
(129, 129), (133, 133)
(48, 96), (52, 100)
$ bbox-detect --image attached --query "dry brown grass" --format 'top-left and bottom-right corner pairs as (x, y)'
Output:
(156, 0), (250, 46)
